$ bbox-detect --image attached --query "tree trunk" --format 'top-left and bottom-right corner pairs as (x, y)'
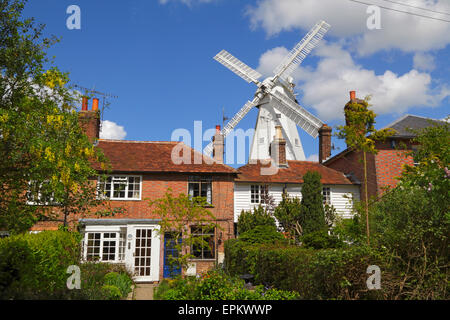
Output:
(363, 151), (370, 246)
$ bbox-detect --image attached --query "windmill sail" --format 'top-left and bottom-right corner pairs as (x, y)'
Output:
(273, 20), (330, 81)
(214, 50), (262, 84)
(270, 90), (323, 138)
(203, 99), (258, 156)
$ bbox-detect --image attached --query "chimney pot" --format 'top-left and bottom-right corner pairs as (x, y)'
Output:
(82, 97), (89, 111)
(350, 90), (356, 101)
(92, 98), (99, 111)
(216, 125), (221, 133)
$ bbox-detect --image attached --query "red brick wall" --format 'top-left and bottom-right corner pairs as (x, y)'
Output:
(374, 141), (415, 194)
(31, 172), (235, 280)
(325, 150), (378, 201)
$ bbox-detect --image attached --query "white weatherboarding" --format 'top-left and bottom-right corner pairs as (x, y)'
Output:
(204, 20), (330, 161)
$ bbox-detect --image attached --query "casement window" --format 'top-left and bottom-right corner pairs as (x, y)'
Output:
(26, 181), (56, 205)
(250, 184), (269, 204)
(322, 187), (331, 205)
(191, 226), (215, 260)
(83, 231), (126, 262)
(97, 175), (142, 200)
(188, 176), (212, 204)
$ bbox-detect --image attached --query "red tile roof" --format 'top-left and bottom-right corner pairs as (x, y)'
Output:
(236, 160), (354, 185)
(92, 140), (236, 174)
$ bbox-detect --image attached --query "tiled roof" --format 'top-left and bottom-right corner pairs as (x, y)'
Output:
(384, 114), (446, 137)
(92, 140), (237, 174)
(235, 160), (354, 185)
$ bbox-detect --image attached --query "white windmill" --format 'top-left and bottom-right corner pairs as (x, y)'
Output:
(204, 20), (330, 162)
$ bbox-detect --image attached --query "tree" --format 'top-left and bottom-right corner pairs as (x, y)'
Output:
(237, 204), (277, 235)
(273, 193), (303, 243)
(300, 171), (327, 235)
(148, 189), (220, 275)
(335, 96), (395, 245)
(0, 0), (109, 233)
(369, 120), (449, 298)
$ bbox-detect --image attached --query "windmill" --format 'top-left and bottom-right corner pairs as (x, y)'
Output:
(204, 20), (330, 162)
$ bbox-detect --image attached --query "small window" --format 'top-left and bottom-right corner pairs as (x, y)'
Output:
(251, 184), (269, 204)
(97, 175), (141, 200)
(322, 187), (331, 205)
(276, 113), (282, 119)
(188, 176), (212, 204)
(259, 137), (265, 144)
(191, 226), (215, 260)
(84, 231), (126, 263)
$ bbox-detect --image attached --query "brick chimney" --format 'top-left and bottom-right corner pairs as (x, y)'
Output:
(270, 125), (287, 167)
(212, 125), (224, 164)
(318, 124), (332, 163)
(344, 90), (367, 147)
(78, 97), (100, 143)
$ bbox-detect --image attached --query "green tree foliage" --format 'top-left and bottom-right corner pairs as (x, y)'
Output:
(301, 171), (327, 235)
(0, 0), (109, 233)
(237, 205), (277, 235)
(238, 225), (285, 245)
(335, 96), (395, 244)
(273, 194), (303, 242)
(368, 121), (449, 299)
(148, 189), (219, 272)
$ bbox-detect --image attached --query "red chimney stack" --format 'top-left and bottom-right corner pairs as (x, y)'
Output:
(79, 97), (100, 143)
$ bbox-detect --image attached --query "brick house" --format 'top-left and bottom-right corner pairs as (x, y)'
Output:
(234, 126), (360, 224)
(32, 98), (237, 282)
(323, 91), (446, 201)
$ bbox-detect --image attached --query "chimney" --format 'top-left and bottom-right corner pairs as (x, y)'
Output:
(78, 97), (100, 143)
(318, 124), (332, 163)
(344, 90), (367, 146)
(212, 125), (224, 164)
(270, 125), (287, 167)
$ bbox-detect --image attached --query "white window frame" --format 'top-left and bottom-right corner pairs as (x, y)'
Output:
(323, 187), (331, 205)
(250, 184), (269, 204)
(97, 175), (142, 201)
(82, 228), (126, 263)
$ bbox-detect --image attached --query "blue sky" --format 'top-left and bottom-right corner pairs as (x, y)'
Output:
(24, 0), (449, 167)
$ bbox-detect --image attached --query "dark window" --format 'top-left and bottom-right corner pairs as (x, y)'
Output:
(188, 176), (212, 204)
(191, 226), (215, 260)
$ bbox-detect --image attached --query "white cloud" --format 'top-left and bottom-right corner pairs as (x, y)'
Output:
(306, 153), (318, 162)
(246, 0), (450, 55)
(257, 42), (449, 121)
(413, 52), (436, 71)
(100, 120), (127, 140)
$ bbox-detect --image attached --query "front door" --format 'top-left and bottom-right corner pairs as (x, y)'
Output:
(128, 225), (160, 282)
(163, 233), (182, 278)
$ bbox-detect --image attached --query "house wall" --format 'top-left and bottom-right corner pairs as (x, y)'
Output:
(234, 183), (359, 222)
(31, 172), (235, 282)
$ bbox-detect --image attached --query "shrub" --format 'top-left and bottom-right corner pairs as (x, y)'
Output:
(224, 240), (390, 300)
(153, 269), (299, 300)
(101, 285), (122, 300)
(0, 230), (81, 299)
(301, 230), (345, 249)
(104, 271), (133, 297)
(300, 171), (327, 234)
(238, 225), (285, 245)
(237, 205), (276, 235)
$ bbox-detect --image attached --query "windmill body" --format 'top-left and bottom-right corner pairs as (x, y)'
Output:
(250, 80), (306, 161)
(204, 20), (331, 163)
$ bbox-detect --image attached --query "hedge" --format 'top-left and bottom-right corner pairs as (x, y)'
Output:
(224, 239), (390, 300)
(0, 231), (133, 299)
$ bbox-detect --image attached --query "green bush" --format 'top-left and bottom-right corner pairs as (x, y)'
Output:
(237, 205), (276, 234)
(301, 230), (345, 249)
(101, 285), (122, 300)
(0, 230), (81, 299)
(104, 271), (133, 297)
(224, 240), (389, 300)
(238, 225), (286, 245)
(0, 231), (134, 300)
(154, 269), (299, 300)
